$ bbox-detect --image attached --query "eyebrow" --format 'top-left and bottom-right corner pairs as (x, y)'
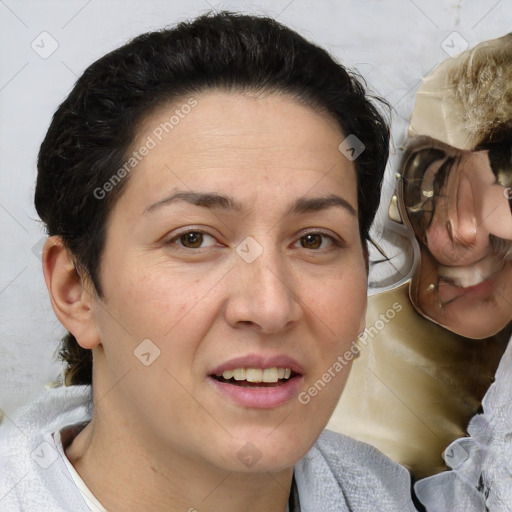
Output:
(144, 191), (356, 217)
(144, 191), (243, 214)
(287, 195), (356, 217)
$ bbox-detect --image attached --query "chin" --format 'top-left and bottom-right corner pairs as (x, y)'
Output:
(450, 320), (508, 340)
(424, 302), (507, 339)
(211, 425), (317, 474)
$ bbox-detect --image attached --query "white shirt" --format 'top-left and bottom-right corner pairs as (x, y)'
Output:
(52, 428), (107, 512)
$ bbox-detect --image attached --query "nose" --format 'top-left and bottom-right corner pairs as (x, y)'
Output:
(450, 171), (479, 247)
(426, 182), (488, 266)
(424, 150), (502, 267)
(225, 247), (302, 334)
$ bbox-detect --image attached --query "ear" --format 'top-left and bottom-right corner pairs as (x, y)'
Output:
(42, 236), (101, 349)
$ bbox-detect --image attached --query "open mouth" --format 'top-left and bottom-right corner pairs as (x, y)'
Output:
(436, 267), (499, 304)
(208, 357), (304, 407)
(211, 367), (299, 388)
(437, 276), (495, 303)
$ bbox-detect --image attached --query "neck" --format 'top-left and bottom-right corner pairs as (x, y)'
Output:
(65, 391), (293, 512)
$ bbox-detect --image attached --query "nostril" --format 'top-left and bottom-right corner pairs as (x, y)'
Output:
(237, 320), (259, 329)
(446, 220), (453, 242)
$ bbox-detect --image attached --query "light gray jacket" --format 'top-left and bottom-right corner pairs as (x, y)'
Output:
(0, 385), (417, 511)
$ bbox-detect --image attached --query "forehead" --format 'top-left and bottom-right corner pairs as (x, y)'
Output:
(119, 90), (358, 211)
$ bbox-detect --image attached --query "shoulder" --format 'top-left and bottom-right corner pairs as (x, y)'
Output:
(0, 385), (92, 512)
(0, 384), (92, 453)
(295, 429), (417, 512)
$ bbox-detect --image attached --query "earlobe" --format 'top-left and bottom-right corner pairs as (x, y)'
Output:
(42, 236), (101, 350)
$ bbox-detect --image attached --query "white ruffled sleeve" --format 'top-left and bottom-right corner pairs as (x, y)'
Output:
(415, 336), (512, 512)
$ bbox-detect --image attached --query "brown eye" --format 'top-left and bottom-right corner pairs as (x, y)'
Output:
(299, 234), (325, 249)
(168, 230), (219, 251)
(179, 232), (205, 248)
(300, 234), (322, 249)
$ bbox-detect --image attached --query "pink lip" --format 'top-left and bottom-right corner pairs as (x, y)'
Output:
(208, 376), (303, 409)
(208, 354), (305, 409)
(438, 276), (496, 304)
(209, 354), (304, 377)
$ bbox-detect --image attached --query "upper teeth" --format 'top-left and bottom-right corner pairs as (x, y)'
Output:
(438, 257), (503, 288)
(221, 367), (292, 383)
(439, 265), (488, 288)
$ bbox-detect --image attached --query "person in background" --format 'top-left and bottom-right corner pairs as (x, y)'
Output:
(407, 33), (512, 512)
(328, 34), (512, 499)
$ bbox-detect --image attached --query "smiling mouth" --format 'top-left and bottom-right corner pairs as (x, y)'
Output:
(211, 367), (299, 387)
(436, 268), (499, 305)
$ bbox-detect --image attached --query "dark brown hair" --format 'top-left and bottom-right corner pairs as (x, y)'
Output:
(35, 11), (390, 386)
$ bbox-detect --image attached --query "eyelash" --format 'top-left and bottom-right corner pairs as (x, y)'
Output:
(165, 228), (342, 251)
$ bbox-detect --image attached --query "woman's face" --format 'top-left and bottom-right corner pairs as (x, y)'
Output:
(90, 91), (367, 474)
(408, 148), (512, 338)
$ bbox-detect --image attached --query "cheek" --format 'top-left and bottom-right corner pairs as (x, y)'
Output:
(308, 263), (367, 344)
(305, 269), (367, 420)
(97, 265), (218, 376)
(97, 260), (228, 367)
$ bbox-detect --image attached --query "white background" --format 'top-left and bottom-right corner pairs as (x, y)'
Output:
(1, 0), (510, 414)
